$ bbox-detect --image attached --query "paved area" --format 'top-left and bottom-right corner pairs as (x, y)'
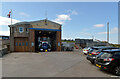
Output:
(0, 58), (2, 78)
(0, 40), (2, 50)
(2, 49), (116, 77)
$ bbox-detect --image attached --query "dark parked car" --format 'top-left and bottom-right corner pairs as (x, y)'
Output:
(86, 46), (119, 64)
(95, 49), (120, 76)
(62, 42), (74, 51)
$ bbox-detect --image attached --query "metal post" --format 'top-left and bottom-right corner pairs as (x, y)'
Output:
(45, 11), (47, 19)
(92, 35), (94, 41)
(92, 35), (94, 46)
(11, 9), (12, 26)
(107, 22), (109, 45)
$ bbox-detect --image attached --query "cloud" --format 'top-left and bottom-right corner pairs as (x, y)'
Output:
(80, 32), (92, 36)
(53, 14), (71, 24)
(98, 32), (107, 34)
(111, 27), (118, 34)
(98, 27), (118, 35)
(67, 9), (78, 15)
(56, 14), (71, 21)
(0, 16), (20, 26)
(53, 9), (78, 24)
(19, 12), (30, 17)
(0, 31), (10, 36)
(93, 24), (105, 27)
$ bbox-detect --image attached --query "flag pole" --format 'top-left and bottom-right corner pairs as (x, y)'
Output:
(11, 9), (12, 26)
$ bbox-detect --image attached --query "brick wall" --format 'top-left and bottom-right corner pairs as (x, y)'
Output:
(29, 29), (35, 52)
(56, 31), (61, 51)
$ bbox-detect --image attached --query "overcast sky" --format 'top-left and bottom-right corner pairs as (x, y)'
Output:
(0, 2), (119, 44)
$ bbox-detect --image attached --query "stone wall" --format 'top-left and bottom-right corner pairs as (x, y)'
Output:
(0, 48), (8, 57)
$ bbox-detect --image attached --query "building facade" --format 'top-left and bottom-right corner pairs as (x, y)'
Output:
(75, 38), (109, 48)
(0, 35), (10, 50)
(9, 19), (62, 52)
(75, 39), (93, 48)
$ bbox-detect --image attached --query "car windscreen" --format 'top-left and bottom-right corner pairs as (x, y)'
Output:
(100, 52), (112, 58)
(90, 48), (99, 53)
(43, 43), (48, 46)
(101, 48), (118, 51)
(96, 52), (104, 57)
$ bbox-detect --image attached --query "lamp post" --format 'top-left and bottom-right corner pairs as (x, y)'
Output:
(107, 22), (109, 46)
(92, 35), (94, 41)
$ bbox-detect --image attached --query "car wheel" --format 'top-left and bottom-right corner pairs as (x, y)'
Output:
(84, 53), (87, 55)
(114, 66), (120, 76)
(64, 48), (66, 51)
(90, 61), (94, 64)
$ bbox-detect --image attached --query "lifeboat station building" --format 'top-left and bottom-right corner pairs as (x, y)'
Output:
(9, 19), (62, 52)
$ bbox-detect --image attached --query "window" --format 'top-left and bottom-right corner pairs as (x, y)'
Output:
(32, 42), (34, 46)
(16, 42), (17, 46)
(14, 27), (17, 32)
(22, 42), (24, 46)
(19, 27), (24, 33)
(100, 52), (112, 58)
(26, 42), (28, 46)
(26, 28), (29, 33)
(2, 36), (9, 39)
(113, 52), (120, 58)
(19, 42), (21, 46)
(90, 48), (99, 54)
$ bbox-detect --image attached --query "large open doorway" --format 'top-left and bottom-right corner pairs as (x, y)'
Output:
(35, 30), (57, 52)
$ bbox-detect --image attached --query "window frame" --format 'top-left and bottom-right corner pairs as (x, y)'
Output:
(22, 42), (25, 46)
(19, 42), (21, 46)
(16, 42), (17, 46)
(26, 42), (28, 46)
(14, 27), (17, 32)
(19, 27), (24, 33)
(26, 28), (29, 33)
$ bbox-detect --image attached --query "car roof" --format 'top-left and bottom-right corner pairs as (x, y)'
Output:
(102, 49), (120, 53)
(92, 46), (118, 49)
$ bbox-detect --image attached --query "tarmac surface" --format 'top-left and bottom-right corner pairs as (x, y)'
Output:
(1, 49), (119, 77)
(0, 40), (2, 50)
(0, 58), (2, 78)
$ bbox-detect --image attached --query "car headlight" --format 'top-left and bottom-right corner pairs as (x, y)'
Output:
(48, 49), (51, 50)
(92, 57), (96, 59)
(40, 49), (43, 51)
(104, 62), (110, 65)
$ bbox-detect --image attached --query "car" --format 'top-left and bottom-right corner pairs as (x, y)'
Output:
(95, 49), (120, 76)
(83, 47), (92, 55)
(62, 42), (74, 51)
(39, 42), (51, 52)
(86, 46), (119, 64)
(75, 45), (79, 49)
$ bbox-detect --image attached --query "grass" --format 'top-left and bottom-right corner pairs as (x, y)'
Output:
(62, 40), (75, 43)
(110, 44), (120, 48)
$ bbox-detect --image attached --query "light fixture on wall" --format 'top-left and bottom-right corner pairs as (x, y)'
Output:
(39, 31), (41, 33)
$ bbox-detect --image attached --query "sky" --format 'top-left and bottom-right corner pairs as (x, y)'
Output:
(0, 2), (118, 44)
